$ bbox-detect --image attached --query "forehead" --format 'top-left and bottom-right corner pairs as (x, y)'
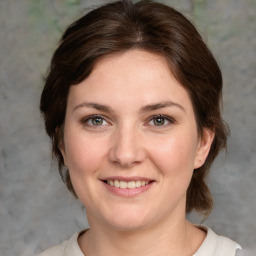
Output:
(91, 49), (173, 82)
(68, 49), (193, 112)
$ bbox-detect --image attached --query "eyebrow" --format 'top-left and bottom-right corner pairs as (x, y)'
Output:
(73, 101), (185, 113)
(73, 102), (114, 113)
(139, 101), (185, 113)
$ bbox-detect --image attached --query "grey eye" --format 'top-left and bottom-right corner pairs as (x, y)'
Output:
(82, 115), (108, 126)
(153, 117), (165, 126)
(91, 117), (104, 125)
(148, 115), (175, 127)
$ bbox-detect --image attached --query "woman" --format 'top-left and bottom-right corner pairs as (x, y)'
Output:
(39, 0), (242, 255)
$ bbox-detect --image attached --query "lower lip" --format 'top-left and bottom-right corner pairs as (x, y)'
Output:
(102, 181), (155, 197)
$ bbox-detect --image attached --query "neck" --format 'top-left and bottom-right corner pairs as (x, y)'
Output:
(79, 210), (205, 256)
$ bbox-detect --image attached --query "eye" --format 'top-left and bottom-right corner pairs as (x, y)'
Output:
(148, 115), (175, 127)
(82, 115), (109, 126)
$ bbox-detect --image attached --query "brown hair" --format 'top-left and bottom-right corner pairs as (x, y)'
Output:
(40, 0), (229, 216)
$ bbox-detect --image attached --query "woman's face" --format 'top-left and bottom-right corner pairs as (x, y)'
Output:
(60, 50), (213, 230)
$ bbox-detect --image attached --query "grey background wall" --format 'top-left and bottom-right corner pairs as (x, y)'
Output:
(0, 0), (255, 255)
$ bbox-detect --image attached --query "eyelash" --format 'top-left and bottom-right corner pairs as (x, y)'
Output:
(81, 114), (175, 128)
(147, 115), (176, 127)
(81, 115), (110, 127)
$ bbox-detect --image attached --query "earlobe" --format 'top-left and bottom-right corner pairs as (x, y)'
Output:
(56, 126), (68, 167)
(59, 140), (69, 167)
(194, 128), (215, 169)
(59, 140), (66, 159)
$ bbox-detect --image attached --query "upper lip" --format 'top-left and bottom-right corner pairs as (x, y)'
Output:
(101, 176), (154, 182)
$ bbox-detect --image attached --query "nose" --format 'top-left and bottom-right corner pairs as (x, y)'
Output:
(109, 124), (146, 168)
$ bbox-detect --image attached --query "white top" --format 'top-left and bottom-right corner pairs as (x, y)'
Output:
(38, 226), (242, 256)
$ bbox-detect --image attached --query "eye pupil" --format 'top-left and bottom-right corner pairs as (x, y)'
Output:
(92, 117), (103, 125)
(153, 117), (165, 126)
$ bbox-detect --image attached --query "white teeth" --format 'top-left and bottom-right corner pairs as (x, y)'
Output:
(128, 181), (135, 189)
(107, 180), (151, 188)
(120, 181), (128, 188)
(114, 180), (120, 188)
(135, 181), (141, 187)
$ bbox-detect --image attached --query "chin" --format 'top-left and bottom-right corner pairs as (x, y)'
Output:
(102, 207), (156, 231)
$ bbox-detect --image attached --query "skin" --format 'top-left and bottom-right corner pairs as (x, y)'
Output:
(60, 49), (214, 256)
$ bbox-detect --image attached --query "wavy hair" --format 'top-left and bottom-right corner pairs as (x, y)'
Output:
(40, 0), (229, 216)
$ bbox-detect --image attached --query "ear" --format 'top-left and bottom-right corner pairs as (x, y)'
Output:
(194, 128), (215, 169)
(56, 127), (68, 167)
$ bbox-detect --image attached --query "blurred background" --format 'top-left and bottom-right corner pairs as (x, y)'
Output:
(0, 0), (255, 255)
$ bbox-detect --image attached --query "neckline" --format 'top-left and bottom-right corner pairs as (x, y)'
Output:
(73, 226), (210, 256)
(70, 226), (241, 256)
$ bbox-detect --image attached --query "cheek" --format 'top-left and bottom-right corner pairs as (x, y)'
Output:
(64, 132), (107, 176)
(148, 132), (198, 177)
(64, 133), (109, 203)
(146, 133), (198, 211)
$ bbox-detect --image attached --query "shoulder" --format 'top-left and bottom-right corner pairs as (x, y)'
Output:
(38, 240), (67, 256)
(38, 231), (85, 256)
(194, 226), (242, 256)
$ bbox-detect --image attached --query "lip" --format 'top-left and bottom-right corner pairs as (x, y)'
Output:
(101, 176), (155, 198)
(101, 176), (154, 182)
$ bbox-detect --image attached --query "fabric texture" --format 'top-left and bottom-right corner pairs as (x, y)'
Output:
(194, 227), (242, 256)
(38, 226), (242, 256)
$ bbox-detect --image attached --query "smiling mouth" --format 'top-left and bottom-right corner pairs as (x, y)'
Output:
(105, 180), (151, 189)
